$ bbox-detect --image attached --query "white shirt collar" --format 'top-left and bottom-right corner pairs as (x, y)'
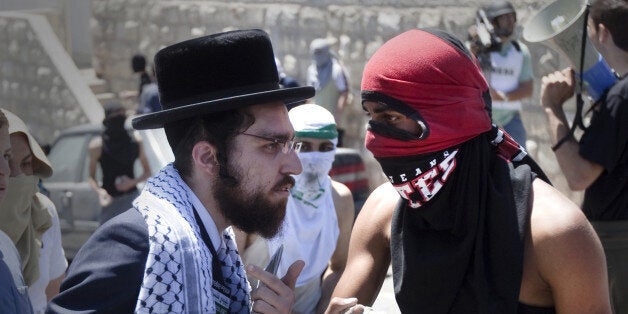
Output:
(186, 184), (223, 251)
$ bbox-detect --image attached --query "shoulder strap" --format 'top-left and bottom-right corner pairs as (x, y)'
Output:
(511, 40), (521, 52)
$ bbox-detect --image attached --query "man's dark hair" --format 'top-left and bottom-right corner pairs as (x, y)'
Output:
(590, 0), (628, 51)
(132, 54), (147, 73)
(172, 109), (255, 179)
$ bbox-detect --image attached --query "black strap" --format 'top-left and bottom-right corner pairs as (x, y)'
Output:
(512, 40), (521, 52)
(552, 4), (590, 151)
(192, 207), (226, 285)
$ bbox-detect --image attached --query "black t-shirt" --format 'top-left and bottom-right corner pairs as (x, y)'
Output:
(100, 139), (139, 197)
(579, 75), (628, 220)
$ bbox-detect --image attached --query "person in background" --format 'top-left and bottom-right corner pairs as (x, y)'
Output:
(48, 29), (314, 313)
(467, 1), (533, 148)
(0, 109), (34, 313)
(119, 54), (152, 106)
(137, 65), (162, 114)
(540, 0), (628, 311)
(237, 104), (354, 314)
(276, 57), (301, 89)
(0, 110), (67, 314)
(88, 102), (151, 224)
(325, 28), (611, 313)
(276, 57), (303, 111)
(306, 38), (350, 146)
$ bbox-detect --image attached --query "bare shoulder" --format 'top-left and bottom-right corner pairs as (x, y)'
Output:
(331, 179), (353, 201)
(88, 136), (102, 150)
(331, 179), (355, 220)
(528, 179), (610, 312)
(366, 182), (399, 210)
(132, 130), (143, 143)
(354, 182), (398, 242)
(529, 179), (593, 241)
(88, 136), (102, 157)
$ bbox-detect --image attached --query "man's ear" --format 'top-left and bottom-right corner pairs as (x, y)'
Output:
(191, 140), (219, 175)
(597, 23), (611, 45)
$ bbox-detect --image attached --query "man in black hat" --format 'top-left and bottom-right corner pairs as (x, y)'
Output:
(48, 29), (314, 313)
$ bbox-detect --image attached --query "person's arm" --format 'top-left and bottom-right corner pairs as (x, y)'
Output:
(325, 183), (395, 313)
(40, 197), (67, 302)
(540, 68), (604, 190)
(490, 80), (533, 102)
(333, 63), (351, 122)
(134, 138), (151, 184)
(47, 209), (149, 313)
(87, 137), (112, 206)
(317, 181), (355, 314)
(335, 91), (349, 122)
(529, 179), (611, 313)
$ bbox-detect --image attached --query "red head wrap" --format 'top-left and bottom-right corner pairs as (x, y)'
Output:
(362, 29), (492, 157)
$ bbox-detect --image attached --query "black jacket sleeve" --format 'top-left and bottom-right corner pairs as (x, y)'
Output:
(47, 209), (149, 314)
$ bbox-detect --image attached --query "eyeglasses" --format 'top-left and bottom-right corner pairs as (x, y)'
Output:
(240, 132), (302, 154)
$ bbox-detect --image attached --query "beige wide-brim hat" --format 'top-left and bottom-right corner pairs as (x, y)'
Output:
(1, 109), (53, 178)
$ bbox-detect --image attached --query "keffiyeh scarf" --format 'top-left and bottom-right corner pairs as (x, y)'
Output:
(133, 164), (250, 313)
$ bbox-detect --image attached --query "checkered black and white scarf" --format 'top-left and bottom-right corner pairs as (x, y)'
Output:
(132, 164), (250, 313)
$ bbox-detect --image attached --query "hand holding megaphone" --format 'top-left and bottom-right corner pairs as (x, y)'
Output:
(523, 0), (616, 102)
(541, 67), (576, 112)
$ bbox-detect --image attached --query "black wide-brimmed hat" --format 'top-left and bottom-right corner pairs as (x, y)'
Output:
(132, 29), (314, 130)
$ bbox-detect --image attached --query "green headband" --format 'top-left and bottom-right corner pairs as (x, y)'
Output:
(295, 124), (338, 139)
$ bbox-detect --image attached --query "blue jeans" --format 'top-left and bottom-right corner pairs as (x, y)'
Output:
(502, 112), (527, 149)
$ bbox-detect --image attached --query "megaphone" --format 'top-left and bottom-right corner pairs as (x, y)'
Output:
(523, 0), (616, 102)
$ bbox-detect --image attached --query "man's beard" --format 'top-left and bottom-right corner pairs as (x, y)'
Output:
(213, 162), (294, 238)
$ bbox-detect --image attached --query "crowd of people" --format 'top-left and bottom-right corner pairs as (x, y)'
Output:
(0, 0), (625, 313)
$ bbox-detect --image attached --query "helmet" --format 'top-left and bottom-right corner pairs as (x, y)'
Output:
(483, 1), (516, 21)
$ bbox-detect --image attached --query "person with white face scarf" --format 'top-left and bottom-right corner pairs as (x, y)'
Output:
(237, 104), (355, 314)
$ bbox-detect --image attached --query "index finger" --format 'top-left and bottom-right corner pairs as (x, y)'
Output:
(246, 264), (278, 289)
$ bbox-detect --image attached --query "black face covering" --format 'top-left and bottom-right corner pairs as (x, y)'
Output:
(376, 148), (459, 211)
(390, 132), (537, 313)
(103, 114), (126, 130)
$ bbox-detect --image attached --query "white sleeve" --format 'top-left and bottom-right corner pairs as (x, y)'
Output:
(39, 195), (68, 278)
(332, 61), (349, 92)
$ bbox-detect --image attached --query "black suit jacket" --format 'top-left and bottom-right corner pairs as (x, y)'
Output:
(47, 209), (149, 313)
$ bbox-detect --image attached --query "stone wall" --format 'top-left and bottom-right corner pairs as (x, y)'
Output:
(0, 11), (103, 145)
(91, 0), (583, 202)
